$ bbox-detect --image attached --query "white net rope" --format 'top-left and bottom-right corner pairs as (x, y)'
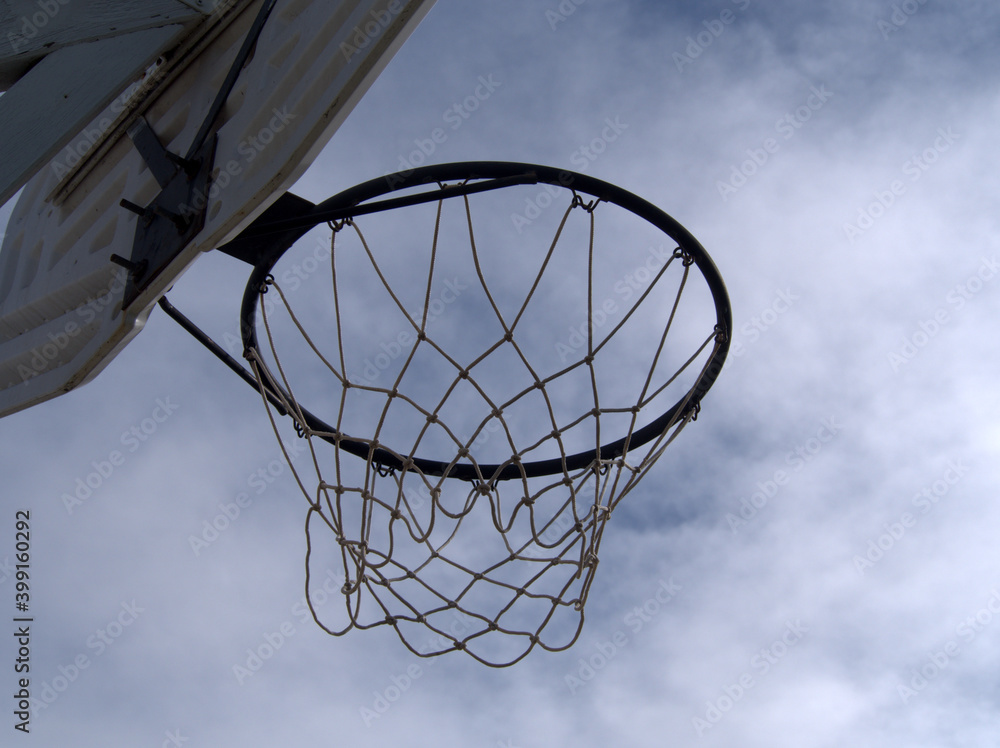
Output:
(244, 185), (723, 666)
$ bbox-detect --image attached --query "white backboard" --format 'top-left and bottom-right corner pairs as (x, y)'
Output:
(0, 0), (436, 417)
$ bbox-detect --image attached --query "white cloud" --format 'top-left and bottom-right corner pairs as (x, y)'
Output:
(2, 1), (1000, 745)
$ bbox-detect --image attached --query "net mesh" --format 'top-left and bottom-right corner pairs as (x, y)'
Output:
(243, 182), (724, 666)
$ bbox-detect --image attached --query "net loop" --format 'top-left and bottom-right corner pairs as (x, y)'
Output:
(571, 192), (601, 213)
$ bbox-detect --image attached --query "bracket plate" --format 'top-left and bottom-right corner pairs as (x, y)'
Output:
(120, 131), (216, 309)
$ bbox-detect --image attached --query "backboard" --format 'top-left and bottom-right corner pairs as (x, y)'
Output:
(0, 0), (436, 417)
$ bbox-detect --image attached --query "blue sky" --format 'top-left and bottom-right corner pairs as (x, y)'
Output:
(2, 0), (1000, 745)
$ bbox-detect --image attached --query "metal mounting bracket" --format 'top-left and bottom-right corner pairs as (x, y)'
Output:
(115, 0), (278, 310)
(117, 118), (216, 310)
(216, 191), (318, 268)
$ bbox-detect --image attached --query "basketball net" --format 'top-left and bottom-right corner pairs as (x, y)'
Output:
(242, 176), (726, 666)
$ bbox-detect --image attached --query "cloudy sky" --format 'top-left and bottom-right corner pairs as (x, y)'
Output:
(2, 0), (1000, 745)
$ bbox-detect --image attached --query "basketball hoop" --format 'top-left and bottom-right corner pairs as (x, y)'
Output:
(164, 161), (731, 665)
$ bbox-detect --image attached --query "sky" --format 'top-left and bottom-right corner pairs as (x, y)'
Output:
(2, 0), (1000, 745)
